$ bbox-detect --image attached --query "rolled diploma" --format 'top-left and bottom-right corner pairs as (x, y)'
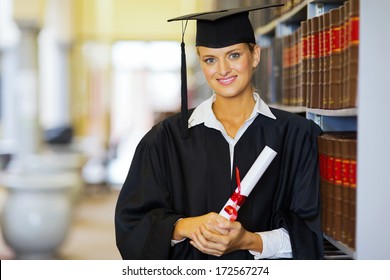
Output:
(219, 145), (277, 220)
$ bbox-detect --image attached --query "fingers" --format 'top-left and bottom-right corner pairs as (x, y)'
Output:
(190, 225), (226, 257)
(189, 221), (248, 257)
(181, 213), (244, 256)
(174, 213), (227, 240)
(206, 221), (230, 235)
(205, 213), (233, 234)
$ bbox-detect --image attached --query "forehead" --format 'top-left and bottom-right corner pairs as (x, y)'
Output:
(197, 43), (249, 56)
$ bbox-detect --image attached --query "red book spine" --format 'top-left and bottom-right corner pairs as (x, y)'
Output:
(342, 2), (350, 109)
(340, 138), (351, 245)
(325, 135), (335, 237)
(347, 0), (359, 108)
(318, 14), (324, 109)
(323, 12), (331, 109)
(291, 30), (298, 106)
(318, 135), (328, 233)
(301, 20), (309, 107)
(297, 28), (303, 106)
(333, 138), (343, 241)
(306, 18), (312, 108)
(310, 16), (320, 108)
(348, 138), (357, 249)
(282, 35), (293, 106)
(329, 8), (342, 109)
(339, 5), (346, 109)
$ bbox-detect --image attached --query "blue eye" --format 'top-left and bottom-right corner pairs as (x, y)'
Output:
(229, 52), (240, 60)
(204, 57), (216, 64)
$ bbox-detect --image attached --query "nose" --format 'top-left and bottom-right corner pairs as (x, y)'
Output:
(218, 59), (231, 76)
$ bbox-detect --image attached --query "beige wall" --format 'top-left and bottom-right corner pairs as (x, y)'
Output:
(13, 0), (215, 42)
(13, 0), (46, 26)
(11, 0), (216, 139)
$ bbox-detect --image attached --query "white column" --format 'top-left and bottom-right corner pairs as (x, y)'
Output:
(39, 0), (73, 130)
(0, 0), (20, 48)
(0, 0), (20, 154)
(14, 22), (41, 155)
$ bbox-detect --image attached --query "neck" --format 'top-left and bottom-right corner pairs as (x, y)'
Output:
(212, 91), (256, 139)
(213, 92), (255, 122)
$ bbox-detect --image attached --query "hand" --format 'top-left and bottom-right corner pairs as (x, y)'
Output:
(189, 220), (263, 257)
(172, 212), (229, 241)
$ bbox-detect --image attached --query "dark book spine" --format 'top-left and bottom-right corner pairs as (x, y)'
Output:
(342, 1), (350, 108)
(339, 5), (346, 109)
(310, 16), (320, 108)
(318, 135), (328, 233)
(282, 35), (290, 105)
(329, 8), (342, 109)
(258, 45), (272, 103)
(340, 138), (351, 245)
(297, 27), (303, 106)
(270, 0), (283, 21)
(300, 20), (309, 107)
(323, 12), (331, 109)
(293, 29), (300, 107)
(348, 138), (357, 249)
(293, 0), (301, 8)
(273, 37), (283, 104)
(290, 31), (298, 106)
(325, 135), (335, 237)
(282, 0), (293, 16)
(318, 14), (324, 109)
(306, 18), (312, 108)
(333, 137), (343, 241)
(347, 0), (359, 108)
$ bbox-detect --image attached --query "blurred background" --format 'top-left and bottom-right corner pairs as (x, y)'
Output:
(0, 0), (221, 260)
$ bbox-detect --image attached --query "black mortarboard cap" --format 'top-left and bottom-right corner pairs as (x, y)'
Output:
(168, 3), (283, 138)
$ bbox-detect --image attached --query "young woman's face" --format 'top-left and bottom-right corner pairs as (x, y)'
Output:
(198, 43), (260, 99)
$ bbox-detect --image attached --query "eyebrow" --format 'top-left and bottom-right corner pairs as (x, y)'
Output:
(200, 47), (243, 58)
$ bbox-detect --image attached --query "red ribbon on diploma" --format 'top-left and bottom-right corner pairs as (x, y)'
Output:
(223, 167), (247, 221)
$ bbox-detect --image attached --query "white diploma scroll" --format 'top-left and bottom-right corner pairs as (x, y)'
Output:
(219, 145), (277, 221)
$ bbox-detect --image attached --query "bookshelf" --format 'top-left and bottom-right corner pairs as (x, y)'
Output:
(252, 0), (390, 259)
(307, 108), (357, 131)
(355, 0), (390, 260)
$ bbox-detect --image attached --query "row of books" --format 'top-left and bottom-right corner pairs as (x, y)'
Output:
(318, 132), (357, 249)
(216, 0), (287, 27)
(248, 0), (305, 26)
(255, 0), (360, 110)
(282, 0), (359, 109)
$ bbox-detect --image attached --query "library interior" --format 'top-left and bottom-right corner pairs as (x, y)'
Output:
(0, 0), (389, 260)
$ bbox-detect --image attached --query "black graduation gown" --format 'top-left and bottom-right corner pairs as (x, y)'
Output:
(115, 107), (324, 260)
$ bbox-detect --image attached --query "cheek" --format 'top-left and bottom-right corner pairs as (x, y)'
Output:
(234, 60), (252, 73)
(201, 65), (216, 81)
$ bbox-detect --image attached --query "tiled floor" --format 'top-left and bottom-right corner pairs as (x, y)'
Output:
(0, 185), (122, 260)
(58, 186), (122, 260)
(1, 185), (350, 260)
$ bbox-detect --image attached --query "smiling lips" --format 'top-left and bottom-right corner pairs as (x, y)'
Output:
(217, 75), (237, 85)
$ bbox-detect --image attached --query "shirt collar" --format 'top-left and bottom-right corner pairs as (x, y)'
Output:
(188, 92), (276, 129)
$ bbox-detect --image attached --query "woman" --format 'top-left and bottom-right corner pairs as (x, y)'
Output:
(115, 4), (323, 260)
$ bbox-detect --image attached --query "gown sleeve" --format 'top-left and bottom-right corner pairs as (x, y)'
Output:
(272, 120), (324, 259)
(114, 129), (184, 259)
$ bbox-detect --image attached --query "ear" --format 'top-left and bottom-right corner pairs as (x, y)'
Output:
(252, 45), (261, 68)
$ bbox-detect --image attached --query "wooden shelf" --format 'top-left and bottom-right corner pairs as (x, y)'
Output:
(256, 0), (347, 36)
(251, 0), (390, 258)
(256, 0), (308, 35)
(269, 104), (357, 117)
(269, 104), (306, 114)
(323, 234), (356, 259)
(306, 107), (358, 117)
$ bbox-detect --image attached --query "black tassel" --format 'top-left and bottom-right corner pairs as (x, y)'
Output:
(180, 41), (189, 139)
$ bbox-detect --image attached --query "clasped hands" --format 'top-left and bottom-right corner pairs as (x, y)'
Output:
(172, 212), (262, 257)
